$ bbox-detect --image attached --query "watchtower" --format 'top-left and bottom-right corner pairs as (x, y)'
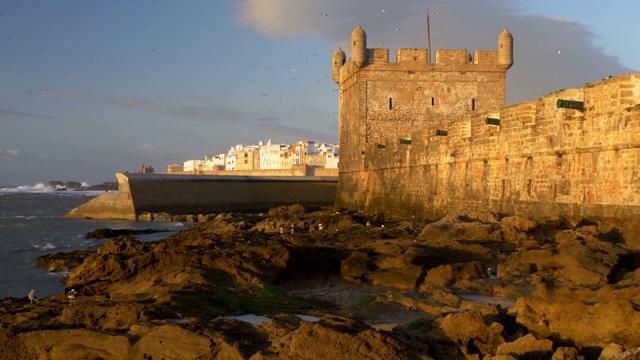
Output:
(332, 24), (513, 173)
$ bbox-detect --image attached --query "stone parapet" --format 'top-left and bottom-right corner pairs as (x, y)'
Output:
(65, 173), (338, 220)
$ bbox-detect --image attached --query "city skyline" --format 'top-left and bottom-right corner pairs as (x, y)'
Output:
(1, 0), (638, 185)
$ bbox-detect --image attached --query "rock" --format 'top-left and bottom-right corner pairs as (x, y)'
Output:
(500, 216), (538, 232)
(152, 212), (173, 222)
(35, 250), (94, 272)
(552, 347), (584, 360)
(510, 288), (640, 349)
(48, 181), (64, 188)
(495, 334), (554, 359)
(421, 261), (486, 288)
(5, 206), (640, 359)
(598, 343), (625, 360)
(64, 181), (82, 189)
(417, 215), (501, 242)
(341, 251), (370, 283)
(137, 212), (152, 221)
(427, 310), (505, 358)
(265, 315), (429, 360)
(84, 228), (170, 240)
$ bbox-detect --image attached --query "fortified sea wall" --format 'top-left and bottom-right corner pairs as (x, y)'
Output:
(335, 74), (640, 235)
(65, 173), (338, 220)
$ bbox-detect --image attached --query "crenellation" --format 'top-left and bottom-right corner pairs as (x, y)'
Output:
(473, 50), (498, 65)
(367, 48), (389, 63)
(435, 49), (472, 64)
(396, 48), (428, 63)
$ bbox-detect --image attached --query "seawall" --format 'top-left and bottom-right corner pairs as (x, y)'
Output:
(335, 73), (640, 242)
(65, 173), (338, 220)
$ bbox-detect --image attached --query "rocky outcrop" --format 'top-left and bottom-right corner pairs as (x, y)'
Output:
(6, 206), (640, 359)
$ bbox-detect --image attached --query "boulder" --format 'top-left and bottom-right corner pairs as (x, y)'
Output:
(417, 215), (501, 242)
(495, 334), (554, 359)
(421, 261), (486, 288)
(427, 310), (505, 358)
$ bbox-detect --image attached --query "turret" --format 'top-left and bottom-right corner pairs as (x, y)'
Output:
(497, 27), (513, 70)
(332, 46), (346, 84)
(351, 24), (367, 68)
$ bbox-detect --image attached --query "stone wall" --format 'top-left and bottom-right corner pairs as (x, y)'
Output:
(336, 74), (640, 225)
(66, 173), (338, 220)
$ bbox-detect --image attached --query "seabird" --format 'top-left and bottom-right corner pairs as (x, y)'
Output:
(28, 290), (38, 304)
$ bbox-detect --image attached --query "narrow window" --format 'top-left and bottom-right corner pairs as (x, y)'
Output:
(472, 98), (476, 110)
(389, 98), (393, 110)
(431, 97), (435, 106)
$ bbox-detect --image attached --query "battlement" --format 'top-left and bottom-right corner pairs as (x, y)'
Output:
(363, 48), (499, 66)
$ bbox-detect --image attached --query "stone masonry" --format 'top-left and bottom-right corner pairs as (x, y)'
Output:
(332, 23), (640, 242)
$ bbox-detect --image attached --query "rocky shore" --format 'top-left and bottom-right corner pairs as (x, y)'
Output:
(3, 205), (640, 359)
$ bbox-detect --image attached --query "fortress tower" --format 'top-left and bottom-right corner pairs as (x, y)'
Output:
(332, 24), (513, 174)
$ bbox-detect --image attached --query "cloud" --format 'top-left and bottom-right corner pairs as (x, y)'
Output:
(236, 0), (323, 37)
(0, 108), (57, 120)
(236, 0), (634, 105)
(249, 120), (333, 141)
(48, 91), (246, 123)
(5, 149), (20, 156)
(139, 144), (156, 151)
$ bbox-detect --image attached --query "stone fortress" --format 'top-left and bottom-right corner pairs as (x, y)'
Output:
(332, 23), (640, 233)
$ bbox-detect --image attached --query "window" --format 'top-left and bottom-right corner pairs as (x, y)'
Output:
(389, 98), (393, 110)
(472, 98), (476, 110)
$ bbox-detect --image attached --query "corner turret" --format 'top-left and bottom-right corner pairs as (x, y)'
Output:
(332, 46), (346, 84)
(497, 27), (513, 70)
(351, 24), (367, 68)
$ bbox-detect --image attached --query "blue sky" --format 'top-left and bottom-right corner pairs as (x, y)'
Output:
(1, 0), (638, 186)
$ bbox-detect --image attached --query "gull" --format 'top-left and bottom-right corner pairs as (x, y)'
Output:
(28, 290), (38, 304)
(24, 91), (32, 95)
(67, 289), (78, 305)
(395, 27), (400, 31)
(148, 48), (155, 52)
(40, 88), (47, 91)
(380, 8), (386, 13)
(320, 13), (328, 16)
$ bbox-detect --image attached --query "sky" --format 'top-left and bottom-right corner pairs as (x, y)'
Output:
(1, 0), (638, 186)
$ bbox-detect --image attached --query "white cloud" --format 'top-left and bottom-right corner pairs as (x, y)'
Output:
(139, 144), (156, 151)
(236, 0), (323, 37)
(5, 149), (20, 156)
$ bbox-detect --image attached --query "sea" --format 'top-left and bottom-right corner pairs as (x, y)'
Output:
(0, 183), (189, 300)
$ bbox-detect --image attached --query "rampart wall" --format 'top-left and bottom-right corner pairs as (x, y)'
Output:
(66, 173), (338, 220)
(335, 73), (640, 240)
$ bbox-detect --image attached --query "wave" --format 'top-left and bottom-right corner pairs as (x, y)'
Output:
(0, 183), (105, 196)
(32, 243), (57, 251)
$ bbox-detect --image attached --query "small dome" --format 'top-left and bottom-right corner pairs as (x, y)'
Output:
(332, 46), (346, 62)
(351, 24), (366, 40)
(499, 27), (513, 41)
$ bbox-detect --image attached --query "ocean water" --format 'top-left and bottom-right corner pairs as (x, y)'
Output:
(0, 183), (188, 300)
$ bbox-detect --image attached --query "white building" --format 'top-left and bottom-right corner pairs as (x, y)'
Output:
(204, 154), (226, 170)
(260, 139), (289, 170)
(183, 159), (206, 172)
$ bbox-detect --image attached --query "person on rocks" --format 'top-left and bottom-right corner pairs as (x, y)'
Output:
(28, 289), (38, 304)
(67, 289), (78, 306)
(279, 227), (284, 235)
